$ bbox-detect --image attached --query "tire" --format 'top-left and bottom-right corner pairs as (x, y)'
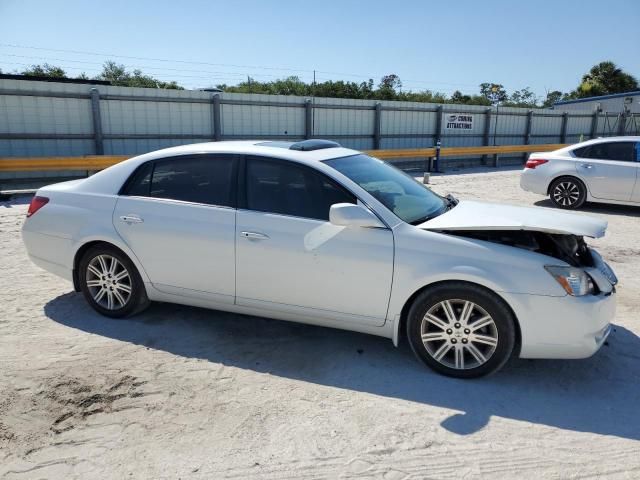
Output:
(406, 282), (516, 379)
(549, 176), (586, 210)
(78, 244), (150, 318)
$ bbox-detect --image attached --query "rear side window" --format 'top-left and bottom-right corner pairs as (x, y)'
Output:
(122, 155), (237, 207)
(124, 162), (152, 196)
(573, 142), (637, 162)
(245, 157), (356, 220)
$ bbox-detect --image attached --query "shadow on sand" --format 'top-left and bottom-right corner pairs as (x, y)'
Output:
(0, 195), (32, 207)
(45, 293), (640, 440)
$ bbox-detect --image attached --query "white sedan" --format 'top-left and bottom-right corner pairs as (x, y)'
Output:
(22, 140), (618, 378)
(521, 136), (640, 209)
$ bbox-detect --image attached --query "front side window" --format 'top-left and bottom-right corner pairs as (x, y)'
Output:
(573, 142), (637, 162)
(324, 154), (446, 224)
(122, 155), (236, 207)
(245, 156), (356, 220)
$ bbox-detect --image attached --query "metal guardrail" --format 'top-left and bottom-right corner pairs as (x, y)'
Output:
(0, 144), (567, 172)
(0, 156), (129, 172)
(366, 143), (567, 159)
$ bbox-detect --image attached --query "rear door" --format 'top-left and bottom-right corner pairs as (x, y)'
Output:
(113, 154), (238, 304)
(573, 141), (638, 201)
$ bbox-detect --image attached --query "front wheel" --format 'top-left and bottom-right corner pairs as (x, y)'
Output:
(406, 283), (516, 378)
(78, 244), (150, 318)
(549, 177), (586, 209)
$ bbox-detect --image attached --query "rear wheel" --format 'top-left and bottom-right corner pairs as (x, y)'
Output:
(549, 177), (586, 209)
(78, 244), (150, 318)
(406, 283), (516, 378)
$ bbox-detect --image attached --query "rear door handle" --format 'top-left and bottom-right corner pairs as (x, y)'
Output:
(580, 163), (594, 169)
(240, 231), (269, 240)
(120, 215), (144, 224)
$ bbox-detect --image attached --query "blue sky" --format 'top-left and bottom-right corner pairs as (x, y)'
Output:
(1, 0), (638, 99)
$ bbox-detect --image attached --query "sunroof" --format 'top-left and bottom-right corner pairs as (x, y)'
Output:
(255, 141), (294, 149)
(289, 140), (341, 151)
(256, 139), (342, 151)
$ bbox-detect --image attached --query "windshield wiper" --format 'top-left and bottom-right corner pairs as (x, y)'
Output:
(409, 194), (458, 225)
(409, 214), (434, 225)
(444, 194), (459, 209)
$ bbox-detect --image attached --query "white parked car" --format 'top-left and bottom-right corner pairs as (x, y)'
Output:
(23, 140), (618, 378)
(521, 136), (640, 209)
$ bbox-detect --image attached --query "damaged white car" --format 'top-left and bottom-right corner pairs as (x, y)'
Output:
(22, 140), (617, 378)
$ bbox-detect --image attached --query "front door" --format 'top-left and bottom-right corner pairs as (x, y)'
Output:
(113, 154), (238, 304)
(235, 156), (394, 326)
(573, 141), (639, 201)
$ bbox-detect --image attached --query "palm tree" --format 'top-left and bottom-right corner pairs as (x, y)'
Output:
(574, 61), (638, 98)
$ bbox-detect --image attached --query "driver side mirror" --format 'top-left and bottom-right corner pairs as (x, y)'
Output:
(329, 203), (384, 228)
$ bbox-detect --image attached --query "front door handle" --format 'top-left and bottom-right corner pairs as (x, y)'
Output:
(240, 231), (269, 240)
(120, 214), (144, 224)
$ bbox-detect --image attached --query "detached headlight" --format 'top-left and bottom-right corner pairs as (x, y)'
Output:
(545, 266), (594, 296)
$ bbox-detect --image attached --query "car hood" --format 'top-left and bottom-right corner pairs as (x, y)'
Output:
(416, 200), (607, 238)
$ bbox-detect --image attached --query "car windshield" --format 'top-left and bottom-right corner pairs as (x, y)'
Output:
(324, 154), (447, 224)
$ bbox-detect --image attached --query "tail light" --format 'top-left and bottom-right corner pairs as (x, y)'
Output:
(27, 196), (49, 217)
(525, 159), (549, 169)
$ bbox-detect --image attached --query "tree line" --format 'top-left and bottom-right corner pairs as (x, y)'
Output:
(2, 60), (637, 109)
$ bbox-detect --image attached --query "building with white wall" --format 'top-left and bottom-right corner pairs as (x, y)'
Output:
(554, 91), (640, 114)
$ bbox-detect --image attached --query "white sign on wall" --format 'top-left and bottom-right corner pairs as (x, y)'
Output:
(444, 113), (474, 130)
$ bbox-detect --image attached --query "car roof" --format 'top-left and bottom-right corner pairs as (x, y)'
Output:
(74, 140), (364, 196)
(552, 136), (640, 155)
(127, 140), (361, 167)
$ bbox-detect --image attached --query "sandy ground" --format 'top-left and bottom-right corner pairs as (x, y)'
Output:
(1, 168), (639, 479)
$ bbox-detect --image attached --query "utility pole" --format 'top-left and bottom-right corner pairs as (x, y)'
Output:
(490, 85), (501, 147)
(312, 69), (316, 136)
(489, 85), (502, 167)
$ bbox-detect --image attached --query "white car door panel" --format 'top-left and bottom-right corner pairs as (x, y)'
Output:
(235, 155), (394, 326)
(573, 141), (638, 201)
(236, 210), (393, 325)
(112, 153), (238, 304)
(114, 198), (236, 303)
(575, 160), (636, 201)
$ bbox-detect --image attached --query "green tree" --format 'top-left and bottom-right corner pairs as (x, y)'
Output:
(96, 61), (183, 89)
(98, 61), (128, 84)
(479, 82), (507, 104)
(571, 61), (638, 98)
(450, 90), (471, 104)
(376, 74), (402, 100)
(448, 90), (491, 106)
(542, 90), (565, 108)
(21, 63), (67, 78)
(504, 87), (538, 107)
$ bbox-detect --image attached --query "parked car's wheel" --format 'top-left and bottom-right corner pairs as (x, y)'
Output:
(78, 244), (150, 318)
(549, 176), (586, 209)
(406, 282), (516, 378)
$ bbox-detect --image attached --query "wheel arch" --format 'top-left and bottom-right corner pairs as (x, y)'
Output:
(72, 238), (148, 292)
(394, 279), (522, 357)
(546, 174), (588, 196)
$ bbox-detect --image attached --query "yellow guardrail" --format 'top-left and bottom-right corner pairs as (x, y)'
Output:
(365, 143), (567, 159)
(0, 156), (129, 172)
(0, 144), (567, 172)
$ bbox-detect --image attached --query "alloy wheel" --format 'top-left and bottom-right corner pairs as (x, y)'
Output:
(552, 181), (580, 207)
(420, 299), (499, 370)
(85, 254), (132, 310)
